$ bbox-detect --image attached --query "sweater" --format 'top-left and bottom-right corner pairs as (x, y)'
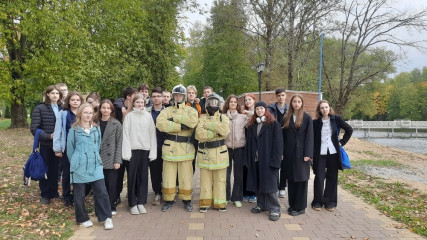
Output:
(122, 108), (157, 161)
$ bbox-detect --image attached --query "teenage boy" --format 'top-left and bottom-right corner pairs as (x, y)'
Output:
(267, 88), (288, 198)
(148, 87), (167, 206)
(138, 83), (152, 108)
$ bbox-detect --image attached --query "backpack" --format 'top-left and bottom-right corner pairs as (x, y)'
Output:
(23, 129), (47, 186)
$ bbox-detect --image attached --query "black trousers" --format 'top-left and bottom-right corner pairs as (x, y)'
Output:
(116, 160), (129, 200)
(312, 153), (339, 208)
(226, 147), (244, 201)
(149, 148), (163, 195)
(243, 166), (255, 197)
(254, 162), (281, 213)
(287, 180), (308, 211)
(39, 146), (60, 199)
(278, 159), (287, 190)
(103, 169), (118, 211)
(128, 150), (149, 207)
(61, 153), (72, 201)
(74, 179), (112, 223)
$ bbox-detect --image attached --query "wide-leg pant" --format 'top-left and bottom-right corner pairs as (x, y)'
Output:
(199, 168), (227, 209)
(287, 180), (308, 211)
(103, 169), (118, 211)
(39, 146), (60, 199)
(226, 147), (244, 202)
(61, 153), (72, 202)
(74, 179), (112, 223)
(162, 160), (193, 201)
(127, 150), (149, 207)
(312, 153), (339, 208)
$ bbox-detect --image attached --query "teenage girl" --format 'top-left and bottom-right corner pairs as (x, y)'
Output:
(53, 91), (83, 207)
(312, 100), (353, 212)
(30, 85), (63, 205)
(282, 94), (314, 216)
(122, 94), (157, 215)
(96, 99), (123, 216)
(242, 93), (257, 203)
(67, 103), (113, 230)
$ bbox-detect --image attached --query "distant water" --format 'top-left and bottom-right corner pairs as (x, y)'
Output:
(362, 138), (427, 154)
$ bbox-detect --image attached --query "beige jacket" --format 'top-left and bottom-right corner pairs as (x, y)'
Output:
(224, 110), (248, 149)
(122, 108), (157, 161)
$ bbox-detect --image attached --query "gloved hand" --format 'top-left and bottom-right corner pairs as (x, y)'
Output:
(168, 117), (173, 122)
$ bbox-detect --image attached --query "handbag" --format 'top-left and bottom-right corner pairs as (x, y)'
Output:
(23, 129), (48, 186)
(336, 120), (352, 169)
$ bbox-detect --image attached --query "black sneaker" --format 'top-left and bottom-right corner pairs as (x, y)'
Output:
(64, 200), (73, 207)
(184, 202), (193, 212)
(40, 197), (50, 205)
(199, 207), (208, 213)
(161, 201), (174, 212)
(251, 206), (265, 213)
(289, 209), (305, 216)
(219, 208), (227, 213)
(269, 212), (281, 221)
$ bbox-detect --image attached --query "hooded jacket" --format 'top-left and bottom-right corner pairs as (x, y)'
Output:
(67, 125), (103, 184)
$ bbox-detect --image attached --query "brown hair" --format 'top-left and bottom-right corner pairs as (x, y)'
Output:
(247, 107), (275, 126)
(63, 91), (83, 110)
(95, 99), (116, 122)
(283, 94), (305, 129)
(44, 85), (63, 105)
(222, 95), (241, 114)
(126, 93), (145, 114)
(315, 100), (335, 120)
(72, 103), (97, 128)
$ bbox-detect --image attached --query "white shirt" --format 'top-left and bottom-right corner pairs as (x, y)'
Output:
(320, 118), (337, 155)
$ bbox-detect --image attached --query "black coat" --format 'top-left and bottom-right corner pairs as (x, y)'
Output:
(282, 112), (314, 182)
(245, 121), (283, 193)
(30, 103), (62, 147)
(312, 115), (353, 172)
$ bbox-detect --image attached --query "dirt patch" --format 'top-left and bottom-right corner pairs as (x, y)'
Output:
(345, 138), (427, 194)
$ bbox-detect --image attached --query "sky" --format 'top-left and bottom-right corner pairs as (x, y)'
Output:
(180, 0), (427, 74)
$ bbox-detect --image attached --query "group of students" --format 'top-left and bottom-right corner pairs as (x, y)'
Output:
(29, 83), (353, 229)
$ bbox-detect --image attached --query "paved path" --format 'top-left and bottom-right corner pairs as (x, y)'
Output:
(70, 169), (423, 240)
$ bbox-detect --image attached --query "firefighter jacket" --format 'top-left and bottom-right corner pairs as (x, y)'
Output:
(156, 102), (199, 162)
(195, 111), (230, 170)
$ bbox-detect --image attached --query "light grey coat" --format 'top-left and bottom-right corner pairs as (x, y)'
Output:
(99, 118), (123, 169)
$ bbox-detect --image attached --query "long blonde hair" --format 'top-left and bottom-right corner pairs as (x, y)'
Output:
(283, 94), (304, 129)
(72, 103), (97, 128)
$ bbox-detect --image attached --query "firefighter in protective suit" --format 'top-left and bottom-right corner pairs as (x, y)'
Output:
(156, 84), (199, 212)
(195, 94), (230, 213)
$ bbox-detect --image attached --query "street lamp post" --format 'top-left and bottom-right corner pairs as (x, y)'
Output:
(256, 62), (265, 101)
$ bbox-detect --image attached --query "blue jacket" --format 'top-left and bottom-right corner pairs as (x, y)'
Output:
(53, 110), (75, 153)
(67, 126), (103, 184)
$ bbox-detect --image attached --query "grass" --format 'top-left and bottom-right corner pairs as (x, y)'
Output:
(0, 128), (77, 239)
(0, 118), (11, 129)
(339, 169), (427, 237)
(352, 159), (404, 168)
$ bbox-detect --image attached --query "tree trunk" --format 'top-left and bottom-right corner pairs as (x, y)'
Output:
(10, 99), (28, 129)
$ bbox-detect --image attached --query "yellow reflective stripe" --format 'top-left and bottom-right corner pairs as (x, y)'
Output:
(162, 153), (195, 161)
(197, 161), (229, 169)
(209, 122), (214, 131)
(180, 115), (184, 123)
(178, 188), (192, 195)
(163, 187), (176, 195)
(169, 122), (175, 132)
(208, 129), (214, 138)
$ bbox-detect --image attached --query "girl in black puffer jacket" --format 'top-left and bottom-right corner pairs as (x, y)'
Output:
(30, 85), (62, 205)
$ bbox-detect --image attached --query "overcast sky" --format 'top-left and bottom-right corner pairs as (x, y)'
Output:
(180, 0), (427, 74)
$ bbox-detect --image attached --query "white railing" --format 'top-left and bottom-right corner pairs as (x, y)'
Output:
(347, 120), (427, 129)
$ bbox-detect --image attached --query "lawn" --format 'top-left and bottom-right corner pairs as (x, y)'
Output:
(0, 128), (76, 239)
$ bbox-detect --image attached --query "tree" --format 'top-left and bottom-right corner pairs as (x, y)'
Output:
(323, 0), (427, 115)
(184, 0), (257, 97)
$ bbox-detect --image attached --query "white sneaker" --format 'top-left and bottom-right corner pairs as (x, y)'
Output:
(130, 205), (139, 215)
(104, 218), (113, 230)
(137, 204), (147, 214)
(111, 211), (117, 216)
(234, 201), (242, 208)
(279, 190), (286, 198)
(81, 220), (93, 228)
